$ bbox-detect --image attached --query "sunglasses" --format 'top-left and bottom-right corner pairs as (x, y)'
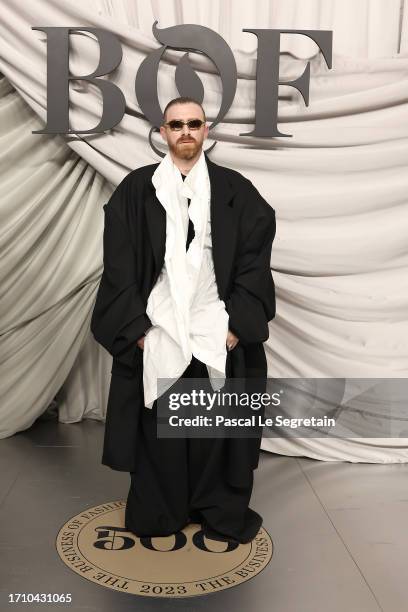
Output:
(164, 119), (205, 131)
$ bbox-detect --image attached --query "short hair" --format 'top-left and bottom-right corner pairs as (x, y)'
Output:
(163, 96), (206, 123)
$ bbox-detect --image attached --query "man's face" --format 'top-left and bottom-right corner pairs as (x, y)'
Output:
(160, 102), (209, 161)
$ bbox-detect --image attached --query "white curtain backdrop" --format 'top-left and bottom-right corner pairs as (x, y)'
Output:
(0, 0), (407, 462)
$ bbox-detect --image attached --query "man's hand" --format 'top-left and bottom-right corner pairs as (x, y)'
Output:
(137, 325), (154, 350)
(136, 336), (145, 350)
(226, 329), (239, 351)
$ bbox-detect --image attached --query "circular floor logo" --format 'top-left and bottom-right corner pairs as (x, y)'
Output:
(56, 500), (273, 598)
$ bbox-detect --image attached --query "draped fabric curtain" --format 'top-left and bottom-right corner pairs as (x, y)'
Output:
(0, 0), (407, 462)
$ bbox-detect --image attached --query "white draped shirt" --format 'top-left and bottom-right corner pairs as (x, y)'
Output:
(142, 150), (229, 408)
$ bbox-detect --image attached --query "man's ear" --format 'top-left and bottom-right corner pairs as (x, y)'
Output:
(159, 126), (167, 142)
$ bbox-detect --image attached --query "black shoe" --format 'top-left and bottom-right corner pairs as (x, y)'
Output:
(201, 523), (241, 545)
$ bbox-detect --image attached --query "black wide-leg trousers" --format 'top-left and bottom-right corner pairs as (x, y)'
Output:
(125, 355), (262, 544)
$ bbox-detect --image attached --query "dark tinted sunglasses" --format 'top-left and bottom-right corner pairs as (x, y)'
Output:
(164, 119), (205, 131)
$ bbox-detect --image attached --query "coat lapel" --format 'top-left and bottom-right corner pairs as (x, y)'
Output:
(144, 177), (166, 277)
(205, 153), (239, 300)
(144, 152), (239, 299)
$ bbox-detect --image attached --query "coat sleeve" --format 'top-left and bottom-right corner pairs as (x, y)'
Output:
(225, 183), (276, 346)
(90, 196), (152, 369)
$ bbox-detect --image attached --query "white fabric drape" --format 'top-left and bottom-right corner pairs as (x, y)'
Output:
(0, 0), (407, 462)
(143, 150), (229, 408)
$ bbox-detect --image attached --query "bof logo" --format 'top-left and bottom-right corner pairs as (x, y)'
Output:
(32, 21), (332, 152)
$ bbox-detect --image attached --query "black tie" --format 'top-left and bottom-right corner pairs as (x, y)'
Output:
(181, 173), (195, 250)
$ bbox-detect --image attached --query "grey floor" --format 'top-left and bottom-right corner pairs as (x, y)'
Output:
(1, 417), (407, 612)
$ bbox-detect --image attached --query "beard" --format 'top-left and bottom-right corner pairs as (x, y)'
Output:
(169, 137), (202, 160)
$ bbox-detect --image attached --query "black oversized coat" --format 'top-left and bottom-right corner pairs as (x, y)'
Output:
(90, 152), (276, 487)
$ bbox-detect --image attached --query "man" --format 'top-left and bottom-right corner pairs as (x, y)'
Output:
(90, 96), (276, 544)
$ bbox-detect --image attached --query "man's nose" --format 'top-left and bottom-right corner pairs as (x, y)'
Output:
(181, 124), (190, 135)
